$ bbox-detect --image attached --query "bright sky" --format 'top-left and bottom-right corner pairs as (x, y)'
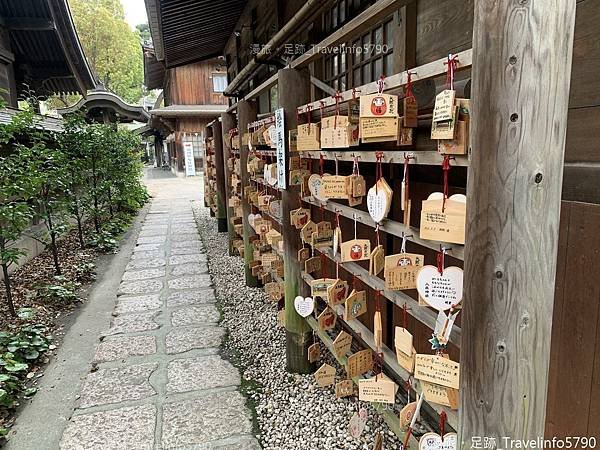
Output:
(122, 0), (148, 28)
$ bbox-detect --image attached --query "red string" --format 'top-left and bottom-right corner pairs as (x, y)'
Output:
(319, 153), (324, 177)
(319, 101), (326, 122)
(444, 54), (459, 90)
(332, 92), (342, 128)
(442, 155), (451, 213)
(352, 88), (359, 100)
(437, 247), (445, 275)
(403, 303), (408, 329)
(306, 105), (313, 125)
(405, 71), (415, 99)
(440, 411), (447, 441)
(352, 274), (358, 290)
(375, 290), (381, 312)
(321, 251), (327, 279)
(375, 152), (384, 195)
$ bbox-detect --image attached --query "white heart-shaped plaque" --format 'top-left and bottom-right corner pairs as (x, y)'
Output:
(294, 296), (314, 318)
(248, 213), (256, 228)
(367, 186), (388, 223)
(308, 174), (324, 201)
(419, 432), (457, 450)
(416, 265), (463, 311)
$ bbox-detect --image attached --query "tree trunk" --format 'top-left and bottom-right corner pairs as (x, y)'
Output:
(92, 158), (100, 233)
(0, 239), (16, 317)
(46, 211), (61, 275)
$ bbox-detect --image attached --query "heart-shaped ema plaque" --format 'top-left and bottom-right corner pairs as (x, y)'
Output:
(248, 213), (259, 229)
(416, 265), (463, 311)
(367, 181), (391, 223)
(419, 432), (458, 450)
(294, 296), (314, 318)
(308, 174), (328, 202)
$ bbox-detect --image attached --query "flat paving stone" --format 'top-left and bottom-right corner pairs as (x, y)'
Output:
(130, 250), (164, 260)
(137, 235), (167, 245)
(170, 233), (201, 242)
(166, 355), (239, 394)
(133, 243), (164, 252)
(122, 268), (166, 281)
(138, 229), (168, 237)
(126, 257), (166, 270)
(167, 275), (211, 290)
(161, 391), (252, 446)
(94, 335), (157, 362)
(115, 294), (162, 314)
(171, 246), (207, 255)
(79, 363), (157, 408)
(118, 279), (163, 295)
(171, 240), (204, 248)
(171, 305), (220, 326)
(60, 405), (156, 450)
(104, 311), (159, 336)
(171, 262), (208, 276)
(166, 290), (215, 308)
(169, 254), (207, 265)
(166, 326), (225, 354)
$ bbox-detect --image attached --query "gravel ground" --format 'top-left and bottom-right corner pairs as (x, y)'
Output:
(194, 206), (405, 450)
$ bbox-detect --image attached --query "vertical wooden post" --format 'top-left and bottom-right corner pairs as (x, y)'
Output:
(279, 68), (312, 374)
(238, 100), (259, 287)
(459, 1), (576, 446)
(203, 127), (212, 210)
(212, 120), (228, 232)
(221, 112), (237, 255)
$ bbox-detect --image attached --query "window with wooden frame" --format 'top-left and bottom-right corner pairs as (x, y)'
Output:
(322, 12), (395, 90)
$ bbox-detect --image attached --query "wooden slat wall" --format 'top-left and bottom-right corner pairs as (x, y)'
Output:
(168, 59), (228, 106)
(546, 201), (600, 438)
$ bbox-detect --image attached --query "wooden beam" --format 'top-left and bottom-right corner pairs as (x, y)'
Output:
(237, 100), (259, 286)
(221, 112), (237, 255)
(459, 1), (576, 446)
(297, 49), (472, 114)
(278, 67), (313, 374)
(309, 75), (336, 96)
(4, 17), (55, 31)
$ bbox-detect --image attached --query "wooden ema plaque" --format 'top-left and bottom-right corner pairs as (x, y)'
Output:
(300, 220), (318, 242)
(437, 99), (469, 155)
(403, 96), (418, 128)
(394, 327), (413, 355)
(431, 106), (459, 140)
(321, 175), (349, 199)
(416, 265), (463, 311)
(335, 379), (355, 398)
(320, 116), (359, 148)
(421, 380), (459, 409)
(288, 129), (297, 152)
(358, 375), (396, 404)
(419, 432), (458, 450)
(308, 343), (320, 363)
(332, 330), (352, 357)
(359, 93), (399, 117)
(340, 239), (371, 262)
(420, 193), (466, 245)
(414, 354), (460, 390)
(296, 123), (320, 151)
(311, 228), (334, 249)
(304, 256), (321, 274)
(327, 279), (349, 306)
(360, 117), (398, 141)
(347, 349), (373, 378)
(396, 346), (416, 373)
(315, 363), (335, 387)
(290, 208), (310, 229)
(289, 169), (311, 185)
(310, 278), (336, 298)
(384, 253), (425, 290)
(369, 245), (385, 276)
(432, 89), (456, 123)
(317, 306), (337, 331)
(344, 290), (367, 320)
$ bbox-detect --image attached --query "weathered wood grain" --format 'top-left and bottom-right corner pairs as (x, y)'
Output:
(460, 0), (576, 445)
(220, 112), (237, 255)
(238, 100), (259, 287)
(211, 120), (227, 232)
(279, 68), (313, 373)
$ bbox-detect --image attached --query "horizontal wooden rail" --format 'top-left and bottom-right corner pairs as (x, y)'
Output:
(298, 150), (468, 167)
(302, 271), (458, 430)
(297, 49), (472, 115)
(303, 196), (465, 261)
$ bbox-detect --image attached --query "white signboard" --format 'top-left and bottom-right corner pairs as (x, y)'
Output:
(275, 108), (286, 189)
(183, 142), (196, 176)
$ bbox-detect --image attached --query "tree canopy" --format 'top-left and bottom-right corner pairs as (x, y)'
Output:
(68, 0), (145, 103)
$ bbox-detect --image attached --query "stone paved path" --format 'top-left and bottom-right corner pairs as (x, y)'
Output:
(59, 172), (260, 450)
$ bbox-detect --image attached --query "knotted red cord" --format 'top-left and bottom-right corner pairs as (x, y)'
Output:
(377, 75), (385, 94)
(442, 155), (451, 212)
(444, 54), (459, 90)
(405, 71), (415, 99)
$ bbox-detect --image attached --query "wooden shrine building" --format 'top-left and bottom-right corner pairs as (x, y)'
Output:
(144, 0), (600, 447)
